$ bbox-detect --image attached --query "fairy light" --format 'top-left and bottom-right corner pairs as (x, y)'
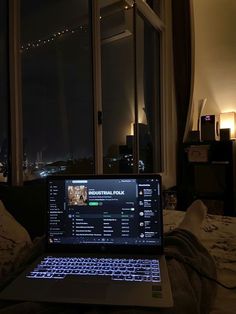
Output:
(20, 4), (133, 53)
(20, 24), (87, 53)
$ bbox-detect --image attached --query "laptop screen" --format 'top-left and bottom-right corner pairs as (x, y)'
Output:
(47, 175), (163, 251)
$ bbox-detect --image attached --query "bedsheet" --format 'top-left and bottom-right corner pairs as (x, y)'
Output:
(163, 210), (236, 314)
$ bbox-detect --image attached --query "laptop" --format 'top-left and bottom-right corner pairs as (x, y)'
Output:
(0, 174), (173, 308)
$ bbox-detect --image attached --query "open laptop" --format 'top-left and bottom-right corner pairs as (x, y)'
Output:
(0, 174), (173, 308)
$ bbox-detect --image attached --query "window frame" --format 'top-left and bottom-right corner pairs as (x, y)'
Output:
(134, 0), (176, 183)
(8, 0), (24, 185)
(5, 0), (175, 187)
(134, 0), (165, 174)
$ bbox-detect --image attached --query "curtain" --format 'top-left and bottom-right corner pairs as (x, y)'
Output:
(171, 0), (193, 206)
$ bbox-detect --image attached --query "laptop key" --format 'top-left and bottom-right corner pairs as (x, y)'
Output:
(133, 275), (143, 281)
(112, 275), (125, 280)
(52, 274), (65, 279)
(125, 275), (133, 281)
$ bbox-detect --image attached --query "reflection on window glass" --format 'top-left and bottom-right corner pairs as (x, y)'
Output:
(101, 0), (162, 173)
(101, 1), (135, 173)
(21, 0), (94, 180)
(136, 13), (161, 173)
(0, 0), (9, 183)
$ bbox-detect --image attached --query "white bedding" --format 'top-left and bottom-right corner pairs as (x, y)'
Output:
(0, 200), (32, 281)
(163, 210), (236, 314)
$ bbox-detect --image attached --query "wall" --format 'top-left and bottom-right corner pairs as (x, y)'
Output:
(192, 0), (236, 129)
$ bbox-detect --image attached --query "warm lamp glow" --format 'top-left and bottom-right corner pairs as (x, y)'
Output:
(130, 123), (134, 136)
(220, 112), (236, 139)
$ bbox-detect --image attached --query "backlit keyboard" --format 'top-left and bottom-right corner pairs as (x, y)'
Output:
(27, 257), (161, 283)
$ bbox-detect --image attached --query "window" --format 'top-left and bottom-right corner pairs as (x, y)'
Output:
(101, 0), (163, 174)
(21, 0), (94, 180)
(100, 1), (134, 173)
(1, 0), (173, 185)
(136, 10), (162, 173)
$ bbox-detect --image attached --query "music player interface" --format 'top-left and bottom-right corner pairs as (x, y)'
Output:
(48, 178), (162, 246)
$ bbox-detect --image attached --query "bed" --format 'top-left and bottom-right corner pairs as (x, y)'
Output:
(0, 199), (236, 314)
(163, 210), (236, 314)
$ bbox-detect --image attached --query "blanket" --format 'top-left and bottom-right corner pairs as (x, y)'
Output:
(163, 210), (236, 314)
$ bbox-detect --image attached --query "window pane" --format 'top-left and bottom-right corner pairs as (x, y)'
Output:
(0, 0), (9, 183)
(136, 13), (162, 173)
(21, 0), (94, 180)
(100, 1), (135, 173)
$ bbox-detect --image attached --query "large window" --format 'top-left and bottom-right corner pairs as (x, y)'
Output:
(136, 10), (162, 173)
(101, 0), (163, 174)
(21, 0), (94, 180)
(100, 1), (134, 173)
(1, 0), (172, 185)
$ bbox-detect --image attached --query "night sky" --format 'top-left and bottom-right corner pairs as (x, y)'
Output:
(1, 1), (155, 169)
(21, 0), (94, 162)
(21, 0), (135, 163)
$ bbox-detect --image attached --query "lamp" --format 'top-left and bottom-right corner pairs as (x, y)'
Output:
(220, 112), (236, 139)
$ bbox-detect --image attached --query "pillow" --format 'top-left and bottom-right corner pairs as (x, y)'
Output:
(0, 200), (32, 281)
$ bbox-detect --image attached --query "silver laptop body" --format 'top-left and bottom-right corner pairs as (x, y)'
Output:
(0, 174), (173, 308)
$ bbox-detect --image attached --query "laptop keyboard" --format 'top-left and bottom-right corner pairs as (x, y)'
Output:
(26, 257), (161, 283)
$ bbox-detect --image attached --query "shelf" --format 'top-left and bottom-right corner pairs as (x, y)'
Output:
(178, 140), (236, 216)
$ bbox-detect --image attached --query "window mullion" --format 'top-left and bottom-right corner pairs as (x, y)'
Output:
(8, 0), (23, 186)
(133, 2), (140, 173)
(91, 0), (103, 174)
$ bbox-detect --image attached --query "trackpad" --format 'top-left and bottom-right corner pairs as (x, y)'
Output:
(53, 279), (108, 300)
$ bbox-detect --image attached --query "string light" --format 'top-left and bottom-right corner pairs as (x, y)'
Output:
(20, 24), (89, 53)
(20, 4), (133, 53)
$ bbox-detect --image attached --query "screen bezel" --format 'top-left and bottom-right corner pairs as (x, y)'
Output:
(46, 173), (163, 255)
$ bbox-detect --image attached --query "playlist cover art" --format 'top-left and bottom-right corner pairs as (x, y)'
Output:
(68, 185), (88, 206)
